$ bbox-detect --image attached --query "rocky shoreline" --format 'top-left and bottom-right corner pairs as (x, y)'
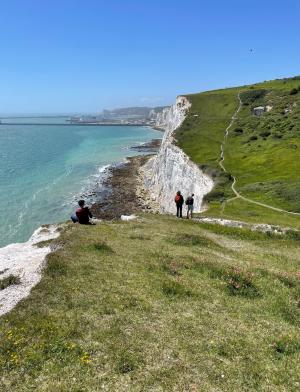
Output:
(90, 139), (161, 220)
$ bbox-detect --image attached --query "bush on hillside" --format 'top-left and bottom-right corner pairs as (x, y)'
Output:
(272, 133), (283, 139)
(233, 127), (244, 134)
(203, 189), (225, 202)
(240, 89), (267, 105)
(259, 131), (271, 137)
(248, 135), (258, 141)
(290, 88), (298, 95)
(198, 164), (219, 178)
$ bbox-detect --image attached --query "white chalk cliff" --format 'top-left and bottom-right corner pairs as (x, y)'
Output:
(0, 225), (60, 317)
(142, 96), (214, 213)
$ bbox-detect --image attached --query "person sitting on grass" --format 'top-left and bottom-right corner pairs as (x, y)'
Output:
(71, 199), (93, 224)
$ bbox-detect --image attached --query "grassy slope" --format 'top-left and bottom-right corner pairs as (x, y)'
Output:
(1, 76), (300, 392)
(1, 216), (300, 391)
(176, 76), (300, 228)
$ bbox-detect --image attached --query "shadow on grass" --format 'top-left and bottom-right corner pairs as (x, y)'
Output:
(162, 280), (193, 298)
(168, 233), (221, 248)
(93, 241), (114, 254)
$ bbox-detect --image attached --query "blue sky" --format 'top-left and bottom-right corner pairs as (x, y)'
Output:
(0, 0), (299, 114)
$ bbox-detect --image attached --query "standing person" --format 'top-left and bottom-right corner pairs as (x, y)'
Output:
(174, 191), (184, 218)
(186, 193), (194, 219)
(75, 199), (93, 224)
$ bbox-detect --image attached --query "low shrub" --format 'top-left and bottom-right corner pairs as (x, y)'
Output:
(272, 133), (283, 139)
(290, 88), (298, 95)
(285, 230), (300, 240)
(259, 131), (271, 137)
(226, 267), (259, 297)
(240, 89), (267, 105)
(233, 127), (244, 134)
(248, 135), (258, 141)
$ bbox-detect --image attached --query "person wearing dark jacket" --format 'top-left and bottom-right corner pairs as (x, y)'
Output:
(186, 193), (194, 219)
(75, 199), (93, 224)
(174, 191), (184, 218)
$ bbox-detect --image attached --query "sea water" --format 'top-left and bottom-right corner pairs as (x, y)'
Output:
(0, 119), (161, 248)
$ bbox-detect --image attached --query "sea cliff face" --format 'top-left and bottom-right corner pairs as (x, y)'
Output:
(141, 96), (214, 213)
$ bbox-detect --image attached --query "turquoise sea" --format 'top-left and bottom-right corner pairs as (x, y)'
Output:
(0, 118), (160, 248)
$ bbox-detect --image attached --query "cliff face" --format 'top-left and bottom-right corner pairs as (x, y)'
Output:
(141, 96), (214, 213)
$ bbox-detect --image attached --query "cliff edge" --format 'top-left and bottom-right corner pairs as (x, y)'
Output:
(140, 96), (214, 213)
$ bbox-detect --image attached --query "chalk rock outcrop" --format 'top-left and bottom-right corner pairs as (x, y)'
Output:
(0, 225), (60, 316)
(141, 96), (214, 213)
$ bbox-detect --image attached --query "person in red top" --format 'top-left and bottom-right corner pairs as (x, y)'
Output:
(75, 199), (93, 224)
(174, 191), (184, 218)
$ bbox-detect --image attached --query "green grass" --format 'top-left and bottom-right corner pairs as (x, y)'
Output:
(0, 215), (300, 391)
(177, 76), (300, 225)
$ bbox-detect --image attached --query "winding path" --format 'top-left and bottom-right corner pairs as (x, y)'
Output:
(219, 93), (300, 217)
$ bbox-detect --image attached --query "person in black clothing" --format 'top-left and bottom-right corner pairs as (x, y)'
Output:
(75, 199), (93, 224)
(174, 191), (184, 218)
(186, 193), (194, 219)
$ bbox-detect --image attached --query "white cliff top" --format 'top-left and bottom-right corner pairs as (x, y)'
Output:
(0, 225), (60, 317)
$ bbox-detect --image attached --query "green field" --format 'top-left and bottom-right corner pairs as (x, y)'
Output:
(176, 76), (300, 227)
(1, 216), (300, 391)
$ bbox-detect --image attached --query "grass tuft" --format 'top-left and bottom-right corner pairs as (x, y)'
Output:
(162, 280), (193, 298)
(276, 272), (300, 288)
(116, 351), (141, 374)
(46, 254), (69, 277)
(273, 336), (300, 357)
(0, 275), (20, 290)
(226, 267), (260, 298)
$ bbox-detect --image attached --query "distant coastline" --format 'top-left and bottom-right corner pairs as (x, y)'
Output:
(0, 122), (154, 126)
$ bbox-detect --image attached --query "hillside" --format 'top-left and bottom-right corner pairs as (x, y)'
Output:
(1, 216), (300, 391)
(1, 77), (300, 391)
(176, 76), (300, 228)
